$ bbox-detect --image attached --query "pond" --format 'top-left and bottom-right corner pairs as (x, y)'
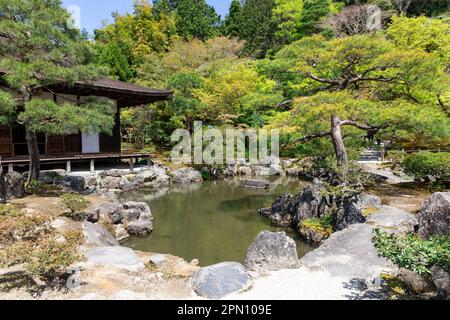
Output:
(120, 177), (316, 266)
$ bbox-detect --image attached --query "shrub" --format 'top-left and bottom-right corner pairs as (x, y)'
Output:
(25, 180), (46, 195)
(402, 152), (450, 188)
(299, 214), (333, 237)
(373, 228), (450, 275)
(58, 193), (91, 219)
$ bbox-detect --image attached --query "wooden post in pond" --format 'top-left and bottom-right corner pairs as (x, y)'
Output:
(90, 159), (95, 172)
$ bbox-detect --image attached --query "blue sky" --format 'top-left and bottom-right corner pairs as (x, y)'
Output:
(62, 0), (232, 35)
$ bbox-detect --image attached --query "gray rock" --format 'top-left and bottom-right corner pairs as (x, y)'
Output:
(92, 202), (123, 224)
(126, 219), (153, 236)
(417, 192), (450, 239)
(63, 175), (85, 191)
(100, 176), (120, 190)
(122, 201), (153, 220)
(86, 246), (145, 272)
(191, 262), (252, 299)
(367, 205), (418, 235)
(292, 179), (328, 226)
(244, 231), (299, 272)
(113, 224), (130, 243)
(5, 171), (25, 198)
(149, 254), (167, 267)
(119, 177), (135, 191)
(399, 269), (433, 294)
(123, 208), (141, 222)
(355, 193), (382, 210)
(172, 167), (203, 184)
(431, 265), (450, 298)
(237, 166), (253, 176)
(301, 224), (397, 280)
(333, 198), (366, 232)
(82, 222), (119, 247)
(243, 179), (270, 189)
(286, 168), (301, 177)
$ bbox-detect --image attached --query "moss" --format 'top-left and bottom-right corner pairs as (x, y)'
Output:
(363, 207), (379, 217)
(380, 273), (408, 297)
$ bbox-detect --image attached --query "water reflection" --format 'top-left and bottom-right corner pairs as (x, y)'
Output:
(120, 177), (315, 266)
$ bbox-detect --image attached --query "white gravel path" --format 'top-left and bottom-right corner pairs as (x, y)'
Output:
(226, 267), (352, 300)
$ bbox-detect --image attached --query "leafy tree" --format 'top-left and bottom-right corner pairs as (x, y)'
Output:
(272, 0), (304, 45)
(172, 0), (220, 40)
(297, 0), (333, 36)
(223, 0), (242, 38)
(267, 33), (450, 170)
(196, 62), (283, 126)
(0, 0), (115, 182)
(94, 0), (176, 80)
(239, 0), (278, 57)
(167, 72), (205, 131)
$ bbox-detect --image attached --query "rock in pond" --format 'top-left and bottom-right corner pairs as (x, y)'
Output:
(172, 167), (203, 184)
(86, 246), (145, 272)
(244, 231), (299, 272)
(417, 192), (450, 239)
(243, 179), (270, 189)
(122, 201), (154, 236)
(191, 262), (252, 299)
(82, 222), (120, 247)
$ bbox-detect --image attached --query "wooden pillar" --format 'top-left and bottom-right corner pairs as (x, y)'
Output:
(8, 163), (13, 173)
(130, 158), (135, 171)
(90, 159), (95, 172)
(66, 160), (71, 173)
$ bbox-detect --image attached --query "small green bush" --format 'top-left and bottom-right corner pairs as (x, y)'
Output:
(373, 228), (450, 275)
(25, 180), (46, 195)
(58, 193), (91, 217)
(402, 152), (450, 188)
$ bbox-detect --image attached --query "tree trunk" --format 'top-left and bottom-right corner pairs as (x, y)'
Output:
(0, 169), (6, 204)
(26, 127), (40, 184)
(330, 115), (348, 169)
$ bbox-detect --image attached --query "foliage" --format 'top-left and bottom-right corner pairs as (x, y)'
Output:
(24, 180), (46, 195)
(239, 0), (278, 57)
(297, 0), (333, 36)
(58, 193), (91, 216)
(222, 0), (242, 37)
(402, 152), (450, 187)
(373, 228), (450, 275)
(272, 0), (304, 45)
(300, 214), (333, 236)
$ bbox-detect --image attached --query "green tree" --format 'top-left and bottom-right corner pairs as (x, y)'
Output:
(223, 0), (242, 38)
(0, 0), (115, 182)
(267, 33), (450, 169)
(272, 0), (303, 45)
(239, 0), (278, 57)
(297, 0), (332, 36)
(173, 0), (220, 40)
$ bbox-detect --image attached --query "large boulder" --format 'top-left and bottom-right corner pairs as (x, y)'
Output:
(431, 265), (450, 298)
(333, 197), (366, 232)
(63, 175), (85, 192)
(355, 192), (382, 210)
(366, 206), (418, 235)
(90, 202), (123, 225)
(86, 246), (145, 272)
(292, 179), (328, 226)
(122, 201), (153, 236)
(171, 167), (203, 184)
(5, 171), (25, 198)
(191, 262), (252, 299)
(417, 192), (450, 239)
(100, 176), (121, 190)
(244, 231), (299, 272)
(243, 179), (270, 189)
(82, 222), (120, 247)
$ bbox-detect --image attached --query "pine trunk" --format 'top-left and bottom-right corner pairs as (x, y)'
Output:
(26, 127), (40, 183)
(330, 115), (348, 168)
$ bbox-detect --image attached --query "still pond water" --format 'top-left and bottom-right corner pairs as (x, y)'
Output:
(120, 178), (315, 266)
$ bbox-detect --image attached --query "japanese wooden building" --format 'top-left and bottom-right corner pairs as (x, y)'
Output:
(0, 71), (172, 170)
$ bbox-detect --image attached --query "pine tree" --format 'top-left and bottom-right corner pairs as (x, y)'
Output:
(223, 0), (242, 38)
(0, 0), (115, 183)
(297, 0), (332, 36)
